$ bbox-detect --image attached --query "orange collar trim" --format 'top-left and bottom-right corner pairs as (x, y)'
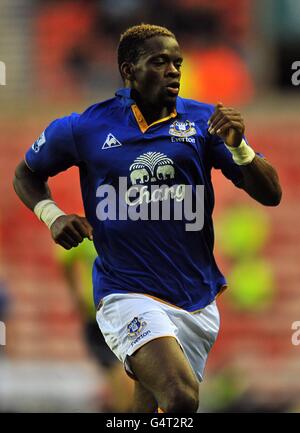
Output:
(131, 104), (177, 133)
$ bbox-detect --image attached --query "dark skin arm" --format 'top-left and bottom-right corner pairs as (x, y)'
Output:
(13, 160), (93, 249)
(208, 103), (282, 206)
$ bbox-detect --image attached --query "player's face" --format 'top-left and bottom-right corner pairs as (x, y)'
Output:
(131, 36), (183, 109)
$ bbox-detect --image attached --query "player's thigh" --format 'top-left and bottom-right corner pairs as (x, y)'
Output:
(132, 381), (157, 413)
(128, 336), (198, 398)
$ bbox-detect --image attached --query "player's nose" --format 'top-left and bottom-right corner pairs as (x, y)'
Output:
(166, 62), (180, 77)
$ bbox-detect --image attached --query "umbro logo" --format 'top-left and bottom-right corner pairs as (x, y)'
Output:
(102, 133), (122, 149)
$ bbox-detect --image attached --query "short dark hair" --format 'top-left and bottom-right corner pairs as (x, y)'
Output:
(117, 23), (176, 79)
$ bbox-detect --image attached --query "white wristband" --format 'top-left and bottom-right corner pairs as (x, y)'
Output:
(34, 199), (66, 229)
(225, 139), (256, 165)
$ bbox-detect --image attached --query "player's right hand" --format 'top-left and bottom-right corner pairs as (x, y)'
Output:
(50, 214), (93, 250)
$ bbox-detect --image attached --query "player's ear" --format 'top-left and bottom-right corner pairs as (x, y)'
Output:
(120, 62), (135, 82)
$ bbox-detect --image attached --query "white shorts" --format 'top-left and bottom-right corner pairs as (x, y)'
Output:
(96, 293), (220, 382)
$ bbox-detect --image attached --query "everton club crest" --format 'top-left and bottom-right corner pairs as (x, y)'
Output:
(169, 120), (196, 138)
(127, 316), (147, 338)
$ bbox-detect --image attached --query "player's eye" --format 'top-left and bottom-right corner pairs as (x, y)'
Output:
(152, 59), (166, 65)
(175, 62), (182, 69)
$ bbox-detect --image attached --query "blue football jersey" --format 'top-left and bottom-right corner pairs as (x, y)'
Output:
(25, 88), (251, 312)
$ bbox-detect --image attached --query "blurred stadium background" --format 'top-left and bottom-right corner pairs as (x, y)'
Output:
(0, 0), (299, 412)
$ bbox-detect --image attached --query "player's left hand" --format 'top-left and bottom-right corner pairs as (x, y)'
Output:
(207, 102), (245, 148)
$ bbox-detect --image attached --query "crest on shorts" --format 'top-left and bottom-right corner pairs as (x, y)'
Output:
(169, 120), (196, 137)
(127, 316), (147, 338)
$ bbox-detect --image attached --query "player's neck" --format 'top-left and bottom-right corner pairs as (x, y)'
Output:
(138, 104), (170, 126)
(131, 91), (174, 125)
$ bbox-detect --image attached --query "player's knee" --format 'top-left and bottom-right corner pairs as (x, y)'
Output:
(164, 382), (199, 413)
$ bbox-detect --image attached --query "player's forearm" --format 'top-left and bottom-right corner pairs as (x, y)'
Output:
(13, 160), (52, 211)
(240, 156), (282, 206)
(13, 160), (93, 249)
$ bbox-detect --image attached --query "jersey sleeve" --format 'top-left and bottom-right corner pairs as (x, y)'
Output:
(208, 133), (244, 187)
(25, 113), (81, 178)
(208, 133), (264, 187)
